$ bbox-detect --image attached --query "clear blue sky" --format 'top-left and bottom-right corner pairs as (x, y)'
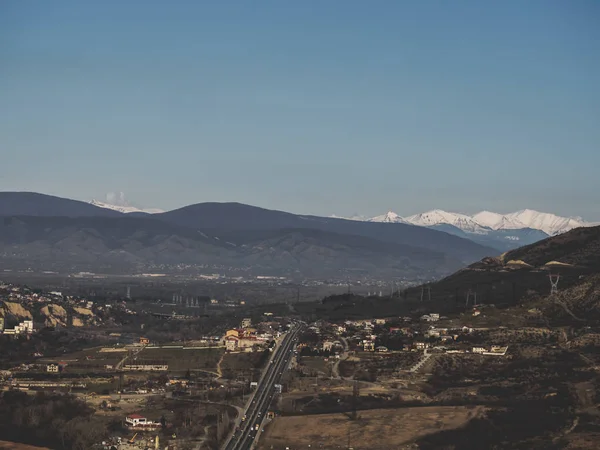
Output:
(1, 1), (599, 220)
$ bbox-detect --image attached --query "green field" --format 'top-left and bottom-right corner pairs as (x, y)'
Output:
(138, 347), (224, 373)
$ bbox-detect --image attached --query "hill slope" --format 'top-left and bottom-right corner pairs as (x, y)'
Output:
(157, 202), (495, 264)
(0, 192), (121, 217)
(0, 217), (463, 278)
(402, 225), (600, 310)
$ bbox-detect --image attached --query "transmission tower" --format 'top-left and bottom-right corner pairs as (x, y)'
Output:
(465, 289), (477, 307)
(549, 273), (560, 295)
(351, 379), (360, 420)
(420, 285), (431, 302)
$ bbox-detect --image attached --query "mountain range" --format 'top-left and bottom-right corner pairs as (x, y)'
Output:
(0, 192), (493, 279)
(88, 196), (596, 251)
(329, 208), (598, 252)
(0, 191), (595, 279)
(91, 197), (594, 241)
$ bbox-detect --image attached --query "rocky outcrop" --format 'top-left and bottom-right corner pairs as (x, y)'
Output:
(40, 304), (68, 327)
(0, 302), (33, 320)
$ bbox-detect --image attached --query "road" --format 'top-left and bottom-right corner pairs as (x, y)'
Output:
(223, 323), (303, 450)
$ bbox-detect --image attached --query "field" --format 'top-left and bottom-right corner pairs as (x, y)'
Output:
(41, 346), (123, 372)
(139, 347), (224, 373)
(219, 351), (268, 379)
(258, 405), (485, 449)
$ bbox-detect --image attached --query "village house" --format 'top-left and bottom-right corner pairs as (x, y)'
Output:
(125, 414), (151, 427)
(46, 363), (59, 373)
(322, 340), (335, 352)
(363, 340), (375, 352)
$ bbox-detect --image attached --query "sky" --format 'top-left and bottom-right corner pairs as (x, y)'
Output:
(1, 1), (599, 220)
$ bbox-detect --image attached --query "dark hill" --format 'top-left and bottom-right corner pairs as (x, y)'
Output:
(502, 225), (600, 269)
(0, 192), (121, 217)
(402, 225), (600, 311)
(0, 217), (462, 278)
(157, 202), (495, 264)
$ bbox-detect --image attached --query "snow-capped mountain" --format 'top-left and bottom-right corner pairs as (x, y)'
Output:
(503, 209), (586, 236)
(472, 211), (528, 230)
(90, 200), (164, 214)
(404, 210), (489, 234)
(363, 208), (592, 236)
(368, 211), (406, 224)
(336, 207), (596, 251)
(90, 192), (163, 214)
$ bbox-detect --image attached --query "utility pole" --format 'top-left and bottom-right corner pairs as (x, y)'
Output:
(549, 273), (560, 295)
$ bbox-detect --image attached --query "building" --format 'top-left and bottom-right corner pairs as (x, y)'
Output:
(472, 347), (486, 354)
(2, 320), (34, 335)
(126, 414), (148, 426)
(225, 336), (239, 351)
(123, 362), (168, 371)
(363, 340), (375, 352)
(47, 363), (59, 373)
(241, 318), (252, 328)
(225, 329), (241, 339)
(139, 337), (150, 345)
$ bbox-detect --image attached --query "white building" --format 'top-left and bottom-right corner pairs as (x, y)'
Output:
(126, 414), (148, 426)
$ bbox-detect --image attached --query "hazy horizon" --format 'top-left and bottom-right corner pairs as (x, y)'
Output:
(2, 1), (599, 220)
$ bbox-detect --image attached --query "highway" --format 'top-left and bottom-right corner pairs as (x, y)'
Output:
(223, 322), (302, 450)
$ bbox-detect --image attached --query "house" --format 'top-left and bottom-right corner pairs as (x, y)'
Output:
(363, 340), (375, 352)
(415, 341), (430, 350)
(241, 318), (252, 328)
(322, 341), (335, 352)
(472, 347), (486, 354)
(139, 337), (150, 345)
(126, 414), (148, 426)
(374, 319), (386, 325)
(484, 345), (509, 356)
(225, 329), (241, 339)
(425, 329), (441, 338)
(46, 363), (59, 373)
(225, 337), (238, 352)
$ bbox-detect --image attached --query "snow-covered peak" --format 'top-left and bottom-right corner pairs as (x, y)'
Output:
(90, 193), (163, 214)
(368, 211), (406, 223)
(404, 209), (489, 234)
(504, 209), (586, 236)
(90, 200), (164, 214)
(472, 211), (527, 230)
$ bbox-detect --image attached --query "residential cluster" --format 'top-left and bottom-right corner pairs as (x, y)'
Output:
(222, 317), (281, 352)
(300, 313), (510, 358)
